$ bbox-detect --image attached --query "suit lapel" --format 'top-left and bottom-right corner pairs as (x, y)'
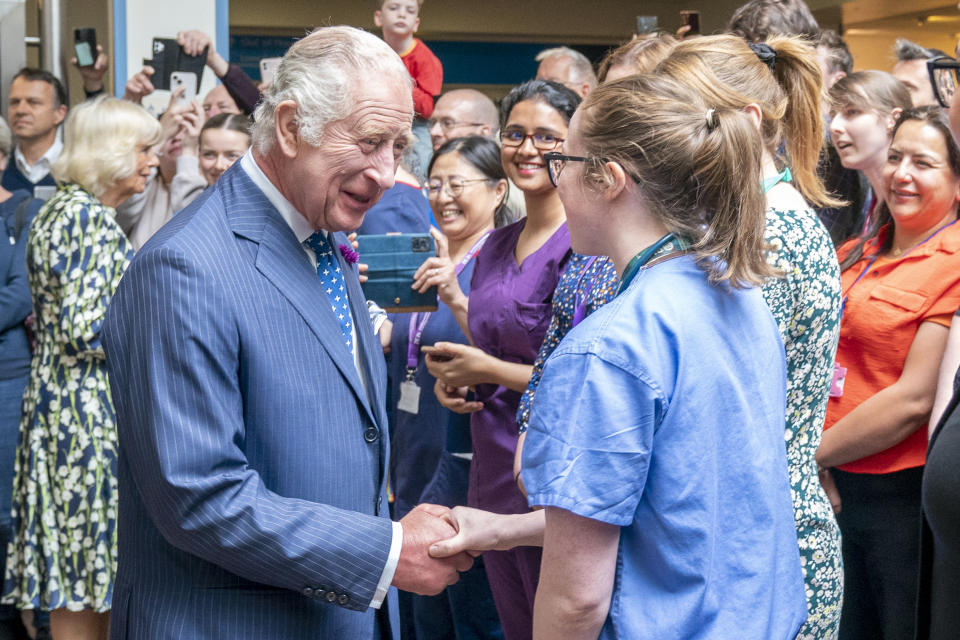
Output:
(220, 165), (378, 427)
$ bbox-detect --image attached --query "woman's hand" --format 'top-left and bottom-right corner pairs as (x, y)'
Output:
(412, 228), (465, 308)
(123, 66), (155, 103)
(819, 468), (842, 514)
(347, 232), (368, 284)
(424, 342), (492, 388)
(176, 101), (204, 157)
(433, 380), (483, 414)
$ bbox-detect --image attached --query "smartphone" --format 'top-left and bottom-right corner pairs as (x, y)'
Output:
(355, 233), (438, 312)
(170, 71), (197, 106)
(680, 10), (701, 35)
(74, 28), (97, 67)
(260, 57), (282, 86)
(420, 345), (454, 362)
(636, 16), (658, 35)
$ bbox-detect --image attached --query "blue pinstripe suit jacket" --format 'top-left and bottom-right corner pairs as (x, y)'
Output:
(103, 162), (398, 639)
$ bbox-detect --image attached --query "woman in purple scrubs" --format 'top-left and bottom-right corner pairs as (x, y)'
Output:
(414, 80), (580, 640)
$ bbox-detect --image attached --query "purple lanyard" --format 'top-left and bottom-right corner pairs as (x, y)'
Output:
(841, 219), (959, 316)
(571, 256), (599, 328)
(406, 231), (492, 370)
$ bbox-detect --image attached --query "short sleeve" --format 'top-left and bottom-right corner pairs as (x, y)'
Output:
(521, 349), (662, 526)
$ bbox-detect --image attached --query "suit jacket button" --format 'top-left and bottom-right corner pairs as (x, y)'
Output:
(302, 587), (313, 597)
(364, 427), (379, 443)
(316, 589), (326, 600)
(326, 591), (338, 603)
(338, 594), (350, 605)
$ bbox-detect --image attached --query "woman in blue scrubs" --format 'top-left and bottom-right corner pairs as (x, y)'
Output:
(432, 73), (807, 639)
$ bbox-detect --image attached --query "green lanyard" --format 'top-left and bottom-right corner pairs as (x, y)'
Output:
(762, 166), (792, 194)
(617, 233), (682, 295)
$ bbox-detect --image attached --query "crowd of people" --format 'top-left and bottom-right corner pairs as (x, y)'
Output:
(2, 0), (960, 638)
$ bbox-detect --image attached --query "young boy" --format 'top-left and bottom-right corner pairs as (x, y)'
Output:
(374, 0), (443, 177)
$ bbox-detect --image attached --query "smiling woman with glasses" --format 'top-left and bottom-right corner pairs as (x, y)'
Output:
(411, 79), (580, 639)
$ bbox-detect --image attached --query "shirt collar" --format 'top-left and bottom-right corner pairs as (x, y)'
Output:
(239, 150), (317, 244)
(14, 137), (63, 174)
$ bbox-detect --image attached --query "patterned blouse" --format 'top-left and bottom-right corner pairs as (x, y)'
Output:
(516, 253), (619, 434)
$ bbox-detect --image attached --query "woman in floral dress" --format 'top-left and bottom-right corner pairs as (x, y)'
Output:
(2, 96), (159, 639)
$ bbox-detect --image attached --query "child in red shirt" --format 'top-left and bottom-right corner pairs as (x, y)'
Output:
(375, 0), (443, 177)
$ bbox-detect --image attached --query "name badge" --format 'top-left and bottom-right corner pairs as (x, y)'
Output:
(830, 363), (847, 398)
(398, 380), (421, 414)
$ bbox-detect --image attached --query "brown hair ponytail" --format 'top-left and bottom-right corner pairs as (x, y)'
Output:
(657, 34), (842, 210)
(579, 74), (776, 287)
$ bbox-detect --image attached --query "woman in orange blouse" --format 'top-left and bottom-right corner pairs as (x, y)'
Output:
(818, 106), (960, 640)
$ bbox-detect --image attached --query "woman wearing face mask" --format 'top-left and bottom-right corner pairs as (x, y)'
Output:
(818, 106), (960, 640)
(387, 135), (507, 640)
(413, 80), (579, 639)
(2, 96), (160, 640)
(198, 113), (251, 185)
(829, 71), (913, 234)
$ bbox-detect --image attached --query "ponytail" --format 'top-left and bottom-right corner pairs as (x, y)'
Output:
(579, 74), (776, 287)
(767, 35), (842, 208)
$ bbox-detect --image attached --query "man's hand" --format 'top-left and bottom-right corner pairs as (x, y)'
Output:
(392, 504), (474, 595)
(72, 44), (109, 94)
(178, 30), (229, 77)
(124, 66), (155, 103)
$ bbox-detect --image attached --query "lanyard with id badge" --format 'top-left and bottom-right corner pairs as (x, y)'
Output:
(398, 231), (492, 415)
(832, 219), (959, 397)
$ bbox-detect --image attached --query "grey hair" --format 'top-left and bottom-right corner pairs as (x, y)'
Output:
(894, 38), (937, 62)
(536, 46), (597, 88)
(251, 26), (411, 154)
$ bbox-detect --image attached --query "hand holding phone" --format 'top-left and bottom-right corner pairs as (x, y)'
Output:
(680, 10), (701, 36)
(260, 57), (282, 87)
(74, 28), (97, 67)
(170, 72), (197, 107)
(420, 345), (454, 363)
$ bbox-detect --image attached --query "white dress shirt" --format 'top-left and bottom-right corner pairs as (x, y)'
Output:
(14, 138), (62, 184)
(239, 151), (402, 610)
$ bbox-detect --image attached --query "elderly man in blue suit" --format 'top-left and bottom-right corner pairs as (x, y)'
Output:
(102, 26), (472, 639)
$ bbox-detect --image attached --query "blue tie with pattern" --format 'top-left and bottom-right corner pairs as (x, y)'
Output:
(304, 231), (354, 355)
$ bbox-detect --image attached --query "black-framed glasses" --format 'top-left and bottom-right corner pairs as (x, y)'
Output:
(928, 56), (960, 108)
(426, 117), (485, 132)
(499, 129), (564, 150)
(426, 177), (490, 198)
(543, 152), (593, 187)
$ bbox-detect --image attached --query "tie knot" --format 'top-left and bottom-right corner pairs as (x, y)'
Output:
(305, 231), (332, 256)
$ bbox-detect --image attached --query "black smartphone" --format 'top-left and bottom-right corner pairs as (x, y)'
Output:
(680, 10), (700, 35)
(74, 28), (97, 67)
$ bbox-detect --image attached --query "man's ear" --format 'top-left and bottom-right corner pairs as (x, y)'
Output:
(274, 101), (300, 159)
(479, 124), (492, 138)
(54, 104), (68, 127)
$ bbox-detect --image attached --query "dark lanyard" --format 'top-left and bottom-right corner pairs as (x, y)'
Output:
(617, 233), (678, 296)
(841, 219), (959, 316)
(571, 256), (599, 327)
(406, 231), (492, 371)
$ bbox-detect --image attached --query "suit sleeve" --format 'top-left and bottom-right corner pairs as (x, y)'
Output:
(104, 246), (394, 611)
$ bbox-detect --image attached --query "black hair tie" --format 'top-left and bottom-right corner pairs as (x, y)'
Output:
(748, 42), (777, 72)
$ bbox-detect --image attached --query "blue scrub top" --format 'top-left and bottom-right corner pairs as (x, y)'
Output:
(522, 254), (807, 640)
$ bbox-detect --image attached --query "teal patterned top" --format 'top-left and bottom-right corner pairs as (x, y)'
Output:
(2, 183), (132, 612)
(762, 200), (844, 640)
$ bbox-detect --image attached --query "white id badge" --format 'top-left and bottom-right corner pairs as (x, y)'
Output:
(398, 380), (421, 414)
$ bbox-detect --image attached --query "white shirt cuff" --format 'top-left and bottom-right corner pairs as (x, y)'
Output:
(370, 520), (403, 609)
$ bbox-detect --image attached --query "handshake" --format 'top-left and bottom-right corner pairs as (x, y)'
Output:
(391, 503), (543, 595)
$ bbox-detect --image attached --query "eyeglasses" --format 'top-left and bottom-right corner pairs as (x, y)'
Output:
(927, 56), (960, 108)
(426, 177), (490, 198)
(427, 117), (485, 132)
(499, 129), (564, 150)
(543, 152), (594, 187)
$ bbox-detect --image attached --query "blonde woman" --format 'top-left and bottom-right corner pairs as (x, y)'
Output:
(2, 96), (159, 640)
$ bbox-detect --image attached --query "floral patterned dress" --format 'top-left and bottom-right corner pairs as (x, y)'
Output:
(2, 184), (132, 612)
(763, 202), (844, 639)
(517, 253), (619, 433)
